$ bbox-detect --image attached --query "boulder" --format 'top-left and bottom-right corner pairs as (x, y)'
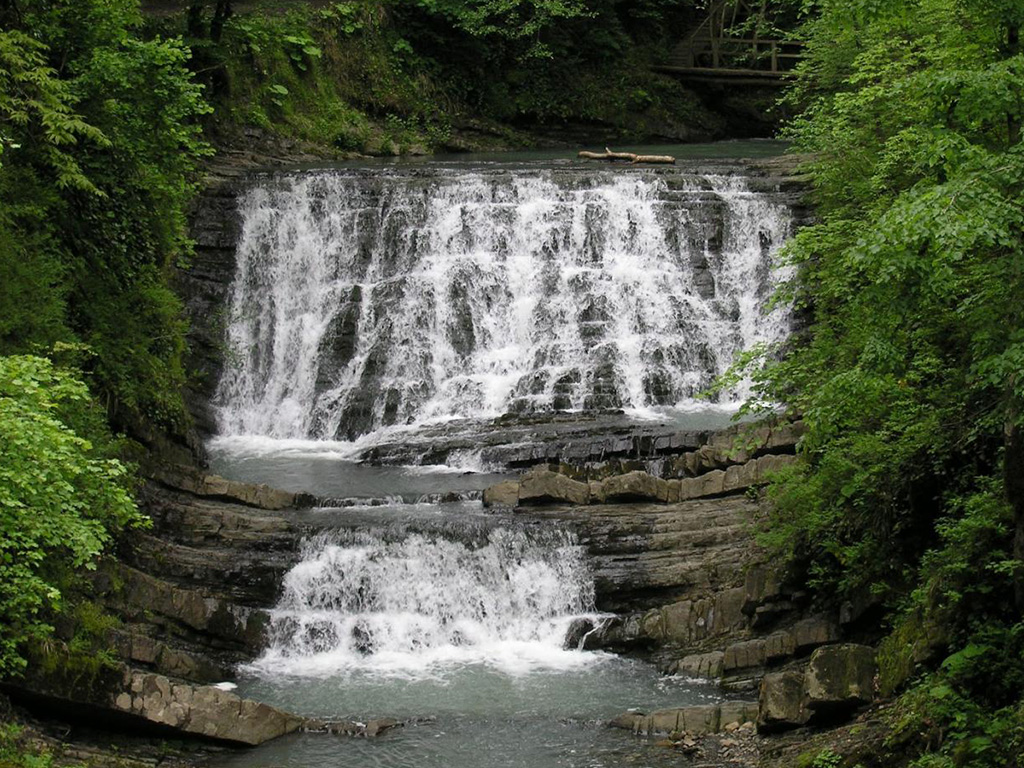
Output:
(723, 639), (767, 672)
(763, 630), (797, 663)
(791, 616), (840, 653)
(803, 644), (876, 713)
(755, 453), (797, 481)
(482, 480), (519, 508)
(563, 618), (596, 650)
(677, 470), (726, 500)
(593, 471), (670, 503)
(767, 420), (806, 450)
(113, 671), (304, 745)
(517, 468), (590, 506)
(757, 671), (808, 732)
(723, 460), (760, 493)
(581, 615), (646, 651)
(718, 701), (759, 731)
(672, 651), (724, 679)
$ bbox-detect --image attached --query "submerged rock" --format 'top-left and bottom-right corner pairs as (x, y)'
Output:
(610, 702), (757, 736)
(320, 717), (403, 738)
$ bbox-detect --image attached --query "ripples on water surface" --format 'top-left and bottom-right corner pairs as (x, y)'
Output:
(210, 523), (727, 768)
(215, 661), (723, 768)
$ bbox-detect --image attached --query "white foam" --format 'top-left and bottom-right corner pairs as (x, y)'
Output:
(248, 527), (608, 680)
(214, 169), (795, 441)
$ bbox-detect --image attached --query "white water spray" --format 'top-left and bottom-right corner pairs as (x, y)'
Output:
(251, 527), (601, 677)
(215, 167), (793, 441)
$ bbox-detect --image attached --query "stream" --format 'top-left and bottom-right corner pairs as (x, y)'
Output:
(205, 141), (796, 766)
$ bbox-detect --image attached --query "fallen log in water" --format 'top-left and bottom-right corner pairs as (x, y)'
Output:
(578, 147), (676, 164)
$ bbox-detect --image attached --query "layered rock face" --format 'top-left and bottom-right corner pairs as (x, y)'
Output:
(2, 465), (314, 747)
(501, 418), (881, 734)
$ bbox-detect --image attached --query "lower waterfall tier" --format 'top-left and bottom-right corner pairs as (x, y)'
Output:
(250, 525), (596, 677)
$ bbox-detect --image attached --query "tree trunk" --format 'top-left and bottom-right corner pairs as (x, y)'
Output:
(1007, 418), (1024, 612)
(1007, 22), (1021, 146)
(186, 0), (205, 38)
(578, 148), (676, 165)
(210, 0), (232, 44)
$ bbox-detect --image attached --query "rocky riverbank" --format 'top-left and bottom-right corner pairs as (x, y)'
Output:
(1, 413), (892, 767)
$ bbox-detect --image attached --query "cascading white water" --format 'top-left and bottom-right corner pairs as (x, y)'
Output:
(251, 526), (600, 677)
(215, 167), (793, 441)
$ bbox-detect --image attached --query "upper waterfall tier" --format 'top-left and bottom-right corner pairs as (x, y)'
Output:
(214, 165), (794, 441)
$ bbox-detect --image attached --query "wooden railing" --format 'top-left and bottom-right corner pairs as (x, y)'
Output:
(658, 0), (803, 82)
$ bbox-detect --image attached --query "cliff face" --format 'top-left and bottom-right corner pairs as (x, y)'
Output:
(177, 177), (245, 441)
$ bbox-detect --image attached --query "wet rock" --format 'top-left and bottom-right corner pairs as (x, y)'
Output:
(482, 480), (519, 507)
(117, 565), (269, 651)
(757, 670), (809, 732)
(803, 644), (877, 714)
(608, 710), (644, 730)
(610, 703), (757, 737)
(364, 718), (401, 737)
(517, 467), (590, 506)
(113, 670), (304, 745)
(351, 623), (373, 655)
(591, 471), (670, 504)
(321, 718), (402, 738)
(672, 651), (724, 679)
(150, 464), (311, 510)
(563, 618), (596, 649)
(583, 615), (655, 652)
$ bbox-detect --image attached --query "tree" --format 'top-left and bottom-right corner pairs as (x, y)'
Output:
(734, 0), (1024, 761)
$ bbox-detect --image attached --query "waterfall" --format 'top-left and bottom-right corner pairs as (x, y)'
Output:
(251, 526), (600, 677)
(214, 166), (794, 441)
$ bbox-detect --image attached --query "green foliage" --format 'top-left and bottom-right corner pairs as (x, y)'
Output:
(0, 0), (211, 432)
(0, 722), (55, 768)
(746, 0), (1024, 600)
(0, 356), (146, 676)
(885, 667), (1024, 768)
(170, 0), (719, 151)
(422, 0), (595, 59)
(812, 749), (842, 768)
(0, 30), (108, 192)
(732, 0), (1024, 765)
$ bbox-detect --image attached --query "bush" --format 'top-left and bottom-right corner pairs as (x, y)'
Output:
(0, 355), (147, 675)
